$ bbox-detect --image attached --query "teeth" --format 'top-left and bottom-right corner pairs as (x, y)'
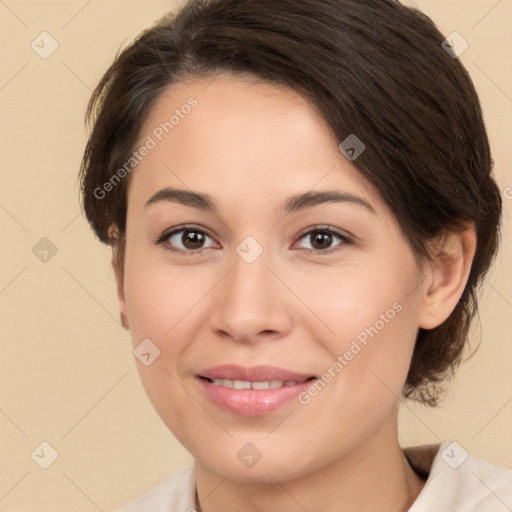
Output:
(211, 379), (299, 389)
(252, 381), (270, 389)
(233, 380), (251, 390)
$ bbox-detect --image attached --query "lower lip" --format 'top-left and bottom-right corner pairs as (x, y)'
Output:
(198, 377), (314, 416)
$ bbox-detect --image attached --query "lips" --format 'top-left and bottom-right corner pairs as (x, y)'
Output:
(199, 364), (314, 383)
(197, 364), (317, 416)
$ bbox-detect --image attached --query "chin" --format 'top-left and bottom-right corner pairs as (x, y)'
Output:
(195, 441), (315, 483)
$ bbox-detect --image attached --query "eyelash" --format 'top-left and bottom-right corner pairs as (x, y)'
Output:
(154, 225), (353, 256)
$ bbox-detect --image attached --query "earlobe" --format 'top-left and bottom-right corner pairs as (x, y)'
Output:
(116, 271), (130, 332)
(418, 223), (477, 330)
(112, 250), (130, 331)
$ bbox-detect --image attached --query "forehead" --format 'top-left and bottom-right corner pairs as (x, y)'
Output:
(129, 74), (383, 214)
(139, 73), (328, 158)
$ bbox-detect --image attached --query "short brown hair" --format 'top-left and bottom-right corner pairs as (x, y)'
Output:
(79, 0), (502, 406)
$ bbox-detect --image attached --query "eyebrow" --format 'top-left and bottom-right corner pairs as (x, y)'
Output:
(144, 187), (376, 215)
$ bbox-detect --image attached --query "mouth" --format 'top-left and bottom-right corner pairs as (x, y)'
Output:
(200, 377), (315, 390)
(196, 365), (317, 416)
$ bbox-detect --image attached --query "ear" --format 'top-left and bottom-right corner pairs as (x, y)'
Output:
(113, 253), (130, 331)
(417, 222), (477, 330)
(109, 225), (130, 331)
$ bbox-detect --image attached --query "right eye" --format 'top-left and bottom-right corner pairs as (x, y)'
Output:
(155, 226), (218, 255)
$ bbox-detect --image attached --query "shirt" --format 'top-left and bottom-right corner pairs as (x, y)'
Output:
(111, 441), (512, 511)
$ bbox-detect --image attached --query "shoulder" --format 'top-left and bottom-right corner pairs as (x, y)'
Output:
(407, 441), (512, 512)
(109, 464), (196, 512)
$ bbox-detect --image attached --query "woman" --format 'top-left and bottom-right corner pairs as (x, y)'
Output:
(79, 0), (511, 510)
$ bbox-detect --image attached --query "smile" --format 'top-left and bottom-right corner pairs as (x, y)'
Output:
(197, 365), (317, 416)
(209, 379), (304, 389)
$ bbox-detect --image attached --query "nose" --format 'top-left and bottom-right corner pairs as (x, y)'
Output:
(208, 244), (293, 344)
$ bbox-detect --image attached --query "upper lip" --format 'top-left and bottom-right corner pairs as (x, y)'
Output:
(199, 364), (314, 382)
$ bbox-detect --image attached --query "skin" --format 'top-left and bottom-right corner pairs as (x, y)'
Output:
(114, 73), (476, 511)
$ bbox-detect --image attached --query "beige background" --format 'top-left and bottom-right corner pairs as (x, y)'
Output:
(0, 1), (511, 510)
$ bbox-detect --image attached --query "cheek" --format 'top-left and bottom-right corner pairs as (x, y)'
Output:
(306, 257), (421, 395)
(123, 247), (211, 342)
(291, 282), (420, 461)
(121, 249), (220, 413)
(121, 252), (203, 433)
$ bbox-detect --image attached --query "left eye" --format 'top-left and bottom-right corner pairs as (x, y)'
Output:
(295, 228), (351, 253)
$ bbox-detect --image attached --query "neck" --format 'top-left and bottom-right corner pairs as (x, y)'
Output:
(194, 406), (426, 512)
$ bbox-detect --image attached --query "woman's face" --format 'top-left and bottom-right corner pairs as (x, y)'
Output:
(120, 74), (428, 481)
